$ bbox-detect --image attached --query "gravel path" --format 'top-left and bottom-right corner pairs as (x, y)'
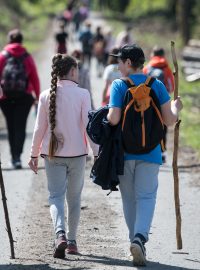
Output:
(0, 13), (200, 270)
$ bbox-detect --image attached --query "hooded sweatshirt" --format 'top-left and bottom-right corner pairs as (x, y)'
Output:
(0, 43), (40, 99)
(143, 56), (174, 94)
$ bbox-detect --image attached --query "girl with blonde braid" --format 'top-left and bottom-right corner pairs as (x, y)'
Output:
(28, 54), (98, 258)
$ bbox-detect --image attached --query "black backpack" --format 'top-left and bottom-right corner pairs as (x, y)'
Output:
(1, 51), (29, 98)
(121, 77), (165, 154)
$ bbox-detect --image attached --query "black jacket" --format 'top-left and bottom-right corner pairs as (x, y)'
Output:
(87, 106), (124, 191)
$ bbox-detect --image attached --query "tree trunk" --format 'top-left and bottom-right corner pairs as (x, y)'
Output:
(178, 0), (190, 45)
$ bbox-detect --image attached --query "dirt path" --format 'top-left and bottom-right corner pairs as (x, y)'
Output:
(0, 12), (200, 270)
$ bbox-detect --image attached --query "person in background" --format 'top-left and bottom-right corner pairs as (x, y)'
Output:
(62, 4), (73, 27)
(107, 44), (182, 266)
(55, 21), (68, 54)
(73, 8), (82, 33)
(79, 21), (93, 67)
(104, 28), (116, 65)
(0, 29), (40, 169)
(143, 46), (174, 95)
(79, 2), (89, 22)
(28, 54), (98, 258)
(71, 49), (94, 108)
(116, 25), (134, 48)
(102, 47), (121, 106)
(93, 26), (106, 77)
(143, 46), (175, 162)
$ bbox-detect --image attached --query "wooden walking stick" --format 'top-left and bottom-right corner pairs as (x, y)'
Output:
(0, 159), (15, 258)
(171, 41), (182, 250)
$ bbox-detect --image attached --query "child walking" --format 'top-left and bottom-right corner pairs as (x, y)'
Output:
(107, 45), (183, 266)
(28, 54), (98, 258)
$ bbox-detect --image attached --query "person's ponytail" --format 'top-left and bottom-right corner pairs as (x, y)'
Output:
(48, 55), (61, 158)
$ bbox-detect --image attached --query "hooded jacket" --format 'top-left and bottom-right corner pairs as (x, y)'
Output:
(0, 43), (40, 99)
(143, 56), (174, 94)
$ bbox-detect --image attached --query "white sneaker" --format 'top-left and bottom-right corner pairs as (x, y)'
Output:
(130, 237), (146, 266)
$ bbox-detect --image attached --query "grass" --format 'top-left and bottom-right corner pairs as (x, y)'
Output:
(179, 76), (200, 154)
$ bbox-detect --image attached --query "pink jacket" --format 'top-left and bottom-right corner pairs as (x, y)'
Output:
(0, 43), (40, 99)
(30, 80), (99, 157)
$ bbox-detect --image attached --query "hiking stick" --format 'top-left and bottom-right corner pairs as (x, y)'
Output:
(171, 41), (182, 250)
(0, 159), (15, 258)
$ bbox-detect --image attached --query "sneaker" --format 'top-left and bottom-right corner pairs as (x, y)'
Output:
(130, 236), (146, 266)
(53, 232), (68, 259)
(66, 240), (78, 254)
(12, 159), (22, 169)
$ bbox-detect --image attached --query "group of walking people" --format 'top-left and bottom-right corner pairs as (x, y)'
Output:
(0, 17), (183, 267)
(54, 0), (90, 55)
(78, 22), (134, 76)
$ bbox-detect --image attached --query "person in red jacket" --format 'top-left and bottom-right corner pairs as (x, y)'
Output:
(143, 46), (175, 162)
(143, 46), (174, 94)
(0, 29), (40, 169)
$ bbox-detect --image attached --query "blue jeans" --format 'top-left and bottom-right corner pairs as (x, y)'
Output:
(44, 156), (86, 240)
(119, 160), (159, 242)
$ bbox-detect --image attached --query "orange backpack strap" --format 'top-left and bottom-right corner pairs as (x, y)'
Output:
(121, 77), (135, 88)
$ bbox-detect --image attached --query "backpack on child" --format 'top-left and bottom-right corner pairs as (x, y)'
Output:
(145, 64), (175, 94)
(121, 77), (165, 154)
(1, 51), (29, 98)
(146, 66), (165, 83)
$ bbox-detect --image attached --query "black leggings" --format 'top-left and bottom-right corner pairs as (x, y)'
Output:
(0, 94), (34, 160)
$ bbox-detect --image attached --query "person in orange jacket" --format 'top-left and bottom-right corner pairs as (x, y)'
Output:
(143, 46), (175, 162)
(143, 46), (174, 93)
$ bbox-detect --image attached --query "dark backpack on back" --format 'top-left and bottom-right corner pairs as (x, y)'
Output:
(1, 51), (29, 98)
(146, 65), (166, 83)
(121, 77), (165, 154)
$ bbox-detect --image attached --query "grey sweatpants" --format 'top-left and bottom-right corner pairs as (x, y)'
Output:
(44, 156), (86, 240)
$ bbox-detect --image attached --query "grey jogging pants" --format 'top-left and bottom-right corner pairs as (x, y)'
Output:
(44, 156), (86, 240)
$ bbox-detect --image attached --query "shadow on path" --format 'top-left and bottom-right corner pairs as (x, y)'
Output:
(0, 266), (88, 270)
(2, 166), (45, 171)
(0, 257), (198, 270)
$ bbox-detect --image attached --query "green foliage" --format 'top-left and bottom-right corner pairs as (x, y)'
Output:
(126, 0), (168, 18)
(0, 0), (66, 52)
(179, 74), (200, 155)
(191, 0), (200, 38)
(107, 0), (130, 12)
(1, 0), (24, 14)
